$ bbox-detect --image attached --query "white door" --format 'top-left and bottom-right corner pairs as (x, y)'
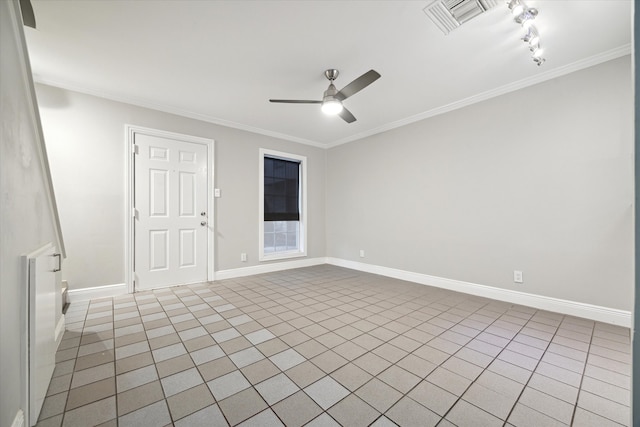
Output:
(134, 133), (209, 290)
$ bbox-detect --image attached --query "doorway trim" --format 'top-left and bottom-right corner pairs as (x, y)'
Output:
(125, 125), (215, 293)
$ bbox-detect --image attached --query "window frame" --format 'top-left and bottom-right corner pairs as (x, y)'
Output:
(259, 148), (307, 261)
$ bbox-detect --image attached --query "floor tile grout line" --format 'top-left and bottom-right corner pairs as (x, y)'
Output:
(568, 319), (596, 427)
(501, 313), (574, 425)
(43, 266), (632, 427)
(428, 299), (537, 425)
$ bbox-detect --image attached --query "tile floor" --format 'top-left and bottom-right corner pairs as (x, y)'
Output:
(37, 265), (631, 426)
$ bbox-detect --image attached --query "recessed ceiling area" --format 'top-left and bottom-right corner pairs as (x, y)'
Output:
(24, 0), (631, 147)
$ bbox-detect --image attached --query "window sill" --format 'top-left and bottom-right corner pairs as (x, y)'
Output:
(259, 251), (307, 262)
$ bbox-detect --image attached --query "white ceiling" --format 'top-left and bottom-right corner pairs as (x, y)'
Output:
(25, 1), (631, 148)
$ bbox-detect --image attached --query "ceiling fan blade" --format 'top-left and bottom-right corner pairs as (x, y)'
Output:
(338, 107), (356, 123)
(335, 69), (381, 101)
(20, 0), (36, 28)
(269, 99), (322, 104)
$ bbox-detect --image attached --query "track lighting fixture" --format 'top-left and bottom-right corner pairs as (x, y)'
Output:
(507, 0), (545, 66)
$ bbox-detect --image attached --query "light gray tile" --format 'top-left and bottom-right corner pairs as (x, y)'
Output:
(255, 373), (300, 405)
(581, 375), (630, 406)
(578, 390), (630, 425)
(408, 380), (456, 416)
(77, 340), (114, 357)
(427, 367), (472, 396)
(246, 328), (278, 345)
(199, 313), (224, 325)
(507, 403), (567, 427)
(61, 396), (116, 427)
(152, 342), (187, 363)
(191, 345), (225, 365)
(572, 407), (627, 427)
(118, 400), (171, 427)
(178, 326), (208, 341)
(305, 413), (341, 427)
(304, 376), (349, 410)
(70, 363), (114, 389)
(174, 404), (229, 427)
(237, 409), (285, 427)
(518, 387), (574, 424)
(115, 341), (150, 360)
(207, 370), (251, 401)
(229, 347), (265, 368)
(270, 348), (306, 371)
(116, 365), (158, 392)
(212, 327), (241, 343)
(327, 394), (380, 427)
(386, 396), (440, 427)
(228, 314), (253, 326)
(161, 367), (204, 397)
(445, 399), (503, 427)
(527, 372), (578, 404)
(462, 383), (517, 420)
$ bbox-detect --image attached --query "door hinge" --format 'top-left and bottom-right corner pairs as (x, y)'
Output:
(133, 208), (139, 219)
(132, 144), (139, 154)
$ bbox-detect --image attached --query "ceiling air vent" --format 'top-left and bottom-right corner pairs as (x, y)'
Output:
(424, 0), (500, 35)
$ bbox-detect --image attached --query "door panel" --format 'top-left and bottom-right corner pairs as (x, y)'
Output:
(135, 133), (208, 290)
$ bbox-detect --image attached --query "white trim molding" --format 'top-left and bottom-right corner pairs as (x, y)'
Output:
(326, 258), (631, 327)
(216, 257), (327, 281)
(67, 283), (127, 302)
(54, 314), (65, 346)
(11, 410), (24, 427)
(258, 148), (308, 262)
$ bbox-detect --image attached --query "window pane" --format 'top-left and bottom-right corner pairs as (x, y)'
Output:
(275, 232), (287, 250)
(264, 157), (300, 221)
(287, 232), (298, 250)
(264, 233), (275, 253)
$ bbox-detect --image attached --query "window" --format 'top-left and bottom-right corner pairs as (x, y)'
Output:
(259, 149), (307, 261)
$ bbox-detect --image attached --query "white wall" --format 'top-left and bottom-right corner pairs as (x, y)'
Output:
(1, 2), (64, 425)
(36, 84), (326, 290)
(326, 56), (633, 311)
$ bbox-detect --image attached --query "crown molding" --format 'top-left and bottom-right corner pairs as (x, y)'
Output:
(325, 45), (632, 149)
(34, 44), (630, 151)
(32, 75), (326, 149)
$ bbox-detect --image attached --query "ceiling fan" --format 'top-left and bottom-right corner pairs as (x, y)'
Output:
(269, 69), (381, 123)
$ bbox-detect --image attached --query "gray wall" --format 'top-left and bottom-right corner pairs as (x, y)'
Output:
(36, 85), (326, 289)
(1, 2), (63, 425)
(326, 56), (633, 311)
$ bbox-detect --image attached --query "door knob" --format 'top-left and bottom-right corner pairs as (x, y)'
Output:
(201, 221), (207, 226)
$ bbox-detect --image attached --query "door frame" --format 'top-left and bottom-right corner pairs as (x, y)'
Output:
(125, 125), (215, 293)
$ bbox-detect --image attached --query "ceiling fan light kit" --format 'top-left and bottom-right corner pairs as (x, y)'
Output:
(269, 69), (381, 123)
(320, 70), (344, 115)
(507, 0), (545, 66)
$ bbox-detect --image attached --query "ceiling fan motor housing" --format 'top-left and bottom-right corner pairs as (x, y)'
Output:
(323, 83), (339, 103)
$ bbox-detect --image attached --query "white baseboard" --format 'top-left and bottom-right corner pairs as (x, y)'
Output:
(215, 257), (328, 280)
(326, 258), (631, 327)
(67, 283), (127, 302)
(11, 410), (24, 427)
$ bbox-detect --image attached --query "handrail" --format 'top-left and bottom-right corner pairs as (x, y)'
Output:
(11, 0), (66, 257)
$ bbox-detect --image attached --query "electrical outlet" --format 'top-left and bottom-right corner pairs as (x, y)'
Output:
(359, 249), (365, 258)
(214, 188), (221, 198)
(514, 270), (523, 283)
(240, 253), (247, 262)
